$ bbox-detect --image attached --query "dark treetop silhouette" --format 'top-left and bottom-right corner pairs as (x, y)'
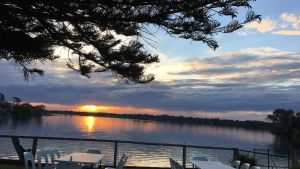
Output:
(0, 0), (260, 83)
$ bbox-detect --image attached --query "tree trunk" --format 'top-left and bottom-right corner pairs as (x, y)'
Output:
(11, 137), (25, 161)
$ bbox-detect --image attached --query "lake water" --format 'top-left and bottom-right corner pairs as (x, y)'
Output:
(0, 114), (274, 150)
(0, 114), (287, 168)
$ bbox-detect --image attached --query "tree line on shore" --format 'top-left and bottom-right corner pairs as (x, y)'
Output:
(47, 110), (274, 130)
(0, 93), (45, 119)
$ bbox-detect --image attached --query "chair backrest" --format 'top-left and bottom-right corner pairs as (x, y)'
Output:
(24, 152), (36, 169)
(36, 149), (50, 169)
(249, 166), (260, 169)
(86, 149), (101, 154)
(116, 154), (128, 169)
(51, 148), (60, 158)
(46, 148), (60, 168)
(56, 162), (81, 169)
(169, 158), (184, 169)
(240, 163), (251, 169)
(232, 160), (241, 169)
(192, 156), (209, 161)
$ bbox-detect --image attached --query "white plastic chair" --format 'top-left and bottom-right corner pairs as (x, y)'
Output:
(250, 166), (260, 169)
(45, 148), (60, 169)
(116, 155), (128, 169)
(56, 163), (81, 169)
(169, 158), (184, 169)
(51, 148), (60, 158)
(240, 163), (250, 169)
(24, 152), (36, 169)
(36, 149), (50, 169)
(232, 160), (241, 169)
(106, 155), (128, 169)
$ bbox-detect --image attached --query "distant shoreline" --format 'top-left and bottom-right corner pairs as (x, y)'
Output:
(45, 110), (273, 130)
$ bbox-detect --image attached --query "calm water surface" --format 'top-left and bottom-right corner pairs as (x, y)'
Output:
(0, 114), (274, 150)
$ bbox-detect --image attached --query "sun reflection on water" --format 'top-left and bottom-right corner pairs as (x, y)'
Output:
(85, 116), (95, 133)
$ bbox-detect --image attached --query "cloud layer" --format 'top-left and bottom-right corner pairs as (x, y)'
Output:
(1, 46), (300, 121)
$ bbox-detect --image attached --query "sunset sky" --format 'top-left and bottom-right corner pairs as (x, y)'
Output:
(1, 0), (300, 121)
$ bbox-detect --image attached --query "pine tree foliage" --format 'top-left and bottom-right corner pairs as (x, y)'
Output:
(0, 0), (260, 83)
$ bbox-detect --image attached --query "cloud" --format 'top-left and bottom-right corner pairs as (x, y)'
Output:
(280, 13), (300, 29)
(1, 81), (300, 118)
(144, 52), (191, 82)
(237, 30), (255, 36)
(240, 47), (300, 57)
(245, 17), (277, 33)
(272, 30), (300, 35)
(237, 31), (248, 36)
(240, 13), (300, 36)
(1, 46), (300, 120)
(171, 47), (300, 85)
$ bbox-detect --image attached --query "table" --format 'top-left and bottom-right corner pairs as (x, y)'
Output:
(55, 152), (105, 164)
(191, 160), (234, 169)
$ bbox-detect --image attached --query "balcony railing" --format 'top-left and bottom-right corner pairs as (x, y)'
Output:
(0, 135), (289, 169)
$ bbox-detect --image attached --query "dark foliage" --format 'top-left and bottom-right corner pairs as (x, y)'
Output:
(0, 96), (45, 119)
(0, 0), (260, 83)
(267, 109), (300, 152)
(0, 102), (10, 114)
(267, 109), (299, 137)
(10, 103), (45, 119)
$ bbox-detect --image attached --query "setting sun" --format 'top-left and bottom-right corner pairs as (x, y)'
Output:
(80, 105), (99, 112)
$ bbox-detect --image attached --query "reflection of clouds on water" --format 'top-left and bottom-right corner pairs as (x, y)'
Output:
(0, 114), (283, 167)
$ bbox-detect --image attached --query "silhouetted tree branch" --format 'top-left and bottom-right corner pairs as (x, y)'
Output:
(12, 97), (22, 105)
(0, 0), (260, 83)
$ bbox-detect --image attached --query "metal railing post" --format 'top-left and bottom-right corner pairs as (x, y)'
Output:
(268, 149), (270, 169)
(183, 145), (186, 169)
(113, 141), (118, 167)
(32, 137), (38, 156)
(287, 150), (290, 169)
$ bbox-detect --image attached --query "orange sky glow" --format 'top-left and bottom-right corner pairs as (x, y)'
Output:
(31, 102), (161, 114)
